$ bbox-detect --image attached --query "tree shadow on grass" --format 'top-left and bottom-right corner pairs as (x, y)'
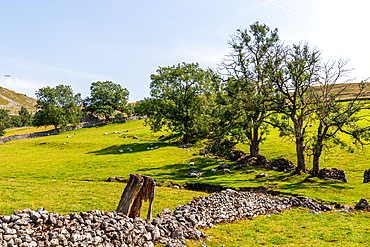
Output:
(87, 142), (173, 155)
(137, 156), (222, 181)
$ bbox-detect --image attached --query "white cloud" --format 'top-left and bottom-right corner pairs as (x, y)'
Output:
(0, 77), (58, 97)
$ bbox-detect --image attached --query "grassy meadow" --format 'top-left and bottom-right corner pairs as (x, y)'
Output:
(1, 118), (370, 246)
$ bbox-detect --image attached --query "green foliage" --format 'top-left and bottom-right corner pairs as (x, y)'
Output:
(18, 106), (33, 126)
(10, 116), (22, 127)
(268, 42), (321, 172)
(0, 123), (5, 136)
(146, 62), (217, 142)
(214, 22), (279, 156)
(35, 84), (82, 129)
(83, 81), (129, 121)
(125, 104), (135, 118)
(202, 138), (242, 161)
(304, 61), (370, 174)
(114, 112), (126, 120)
(0, 109), (11, 131)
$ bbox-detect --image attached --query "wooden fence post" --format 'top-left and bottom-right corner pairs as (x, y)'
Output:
(116, 173), (156, 220)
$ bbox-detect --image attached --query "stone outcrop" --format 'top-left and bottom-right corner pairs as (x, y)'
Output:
(236, 155), (296, 172)
(0, 191), (335, 247)
(236, 155), (268, 169)
(355, 198), (370, 211)
(269, 158), (296, 172)
(318, 168), (347, 182)
(363, 169), (370, 183)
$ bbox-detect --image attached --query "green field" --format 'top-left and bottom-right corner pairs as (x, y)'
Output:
(1, 119), (370, 246)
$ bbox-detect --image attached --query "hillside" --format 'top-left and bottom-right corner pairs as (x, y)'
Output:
(0, 86), (37, 114)
(322, 82), (370, 101)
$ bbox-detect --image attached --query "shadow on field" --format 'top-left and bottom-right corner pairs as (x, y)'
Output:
(137, 157), (222, 179)
(87, 142), (173, 155)
(279, 178), (348, 192)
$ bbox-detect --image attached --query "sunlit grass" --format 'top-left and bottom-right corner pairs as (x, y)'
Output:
(1, 118), (370, 246)
(187, 209), (370, 247)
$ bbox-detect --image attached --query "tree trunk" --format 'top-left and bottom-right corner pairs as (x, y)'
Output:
(116, 173), (156, 220)
(250, 126), (260, 157)
(295, 137), (306, 173)
(312, 123), (324, 176)
(312, 146), (322, 176)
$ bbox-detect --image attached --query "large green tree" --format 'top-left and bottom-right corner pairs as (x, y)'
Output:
(83, 81), (129, 121)
(34, 84), (82, 129)
(146, 62), (216, 142)
(268, 42), (321, 173)
(214, 22), (279, 156)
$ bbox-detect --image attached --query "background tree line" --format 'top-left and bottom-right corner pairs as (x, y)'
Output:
(0, 81), (131, 136)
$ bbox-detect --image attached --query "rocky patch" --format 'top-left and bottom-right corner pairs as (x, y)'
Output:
(318, 168), (347, 182)
(236, 155), (296, 172)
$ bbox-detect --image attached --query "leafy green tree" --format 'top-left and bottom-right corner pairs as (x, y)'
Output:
(83, 81), (129, 121)
(114, 112), (126, 120)
(0, 124), (4, 137)
(18, 106), (32, 126)
(0, 109), (10, 128)
(10, 116), (22, 127)
(146, 62), (216, 142)
(214, 22), (279, 156)
(306, 59), (370, 175)
(35, 84), (82, 129)
(268, 42), (321, 173)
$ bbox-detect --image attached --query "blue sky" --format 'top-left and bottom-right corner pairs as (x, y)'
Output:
(1, 0), (369, 102)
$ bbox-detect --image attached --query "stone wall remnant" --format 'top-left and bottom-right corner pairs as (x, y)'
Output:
(318, 168), (347, 182)
(363, 169), (370, 183)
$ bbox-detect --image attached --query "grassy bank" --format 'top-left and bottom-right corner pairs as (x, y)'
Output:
(1, 118), (369, 246)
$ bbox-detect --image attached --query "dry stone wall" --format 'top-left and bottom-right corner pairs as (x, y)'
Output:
(0, 191), (335, 247)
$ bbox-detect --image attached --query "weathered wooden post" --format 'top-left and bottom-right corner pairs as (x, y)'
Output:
(116, 173), (155, 220)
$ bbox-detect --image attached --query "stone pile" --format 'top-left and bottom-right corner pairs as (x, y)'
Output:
(236, 155), (268, 169)
(269, 158), (296, 172)
(363, 169), (370, 183)
(0, 191), (335, 247)
(318, 168), (347, 182)
(355, 198), (370, 211)
(236, 155), (295, 172)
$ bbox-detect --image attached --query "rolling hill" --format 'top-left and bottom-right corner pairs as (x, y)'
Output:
(0, 86), (37, 114)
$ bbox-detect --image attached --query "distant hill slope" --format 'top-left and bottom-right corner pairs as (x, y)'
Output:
(326, 82), (370, 101)
(0, 86), (37, 115)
